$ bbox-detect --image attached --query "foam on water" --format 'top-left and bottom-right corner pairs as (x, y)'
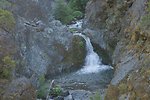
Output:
(69, 20), (83, 29)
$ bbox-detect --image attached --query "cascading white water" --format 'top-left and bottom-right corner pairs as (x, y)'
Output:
(68, 20), (83, 29)
(74, 33), (113, 74)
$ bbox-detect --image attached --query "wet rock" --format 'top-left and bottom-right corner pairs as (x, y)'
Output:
(54, 96), (64, 100)
(64, 94), (74, 100)
(60, 90), (70, 97)
(69, 90), (92, 100)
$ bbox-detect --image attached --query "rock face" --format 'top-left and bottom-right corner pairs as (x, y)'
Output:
(2, 77), (36, 100)
(84, 0), (150, 99)
(5, 0), (86, 79)
(0, 0), (86, 99)
(0, 0), (149, 99)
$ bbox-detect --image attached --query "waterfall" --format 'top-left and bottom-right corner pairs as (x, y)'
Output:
(74, 33), (113, 74)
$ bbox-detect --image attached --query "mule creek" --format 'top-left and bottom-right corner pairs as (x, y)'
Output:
(48, 20), (114, 100)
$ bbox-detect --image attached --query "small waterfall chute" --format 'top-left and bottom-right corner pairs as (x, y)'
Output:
(73, 33), (113, 74)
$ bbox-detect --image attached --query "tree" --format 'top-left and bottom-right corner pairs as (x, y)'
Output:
(54, 0), (74, 24)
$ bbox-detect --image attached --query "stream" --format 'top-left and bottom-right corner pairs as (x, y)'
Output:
(49, 20), (114, 100)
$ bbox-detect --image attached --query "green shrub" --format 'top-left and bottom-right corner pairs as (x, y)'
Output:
(73, 11), (83, 18)
(69, 28), (77, 33)
(90, 92), (102, 100)
(49, 85), (62, 97)
(118, 83), (128, 94)
(140, 1), (150, 30)
(37, 75), (48, 99)
(0, 0), (11, 9)
(68, 0), (89, 13)
(54, 0), (88, 24)
(0, 9), (16, 31)
(63, 15), (75, 24)
(54, 0), (74, 24)
(0, 56), (16, 79)
(39, 74), (46, 86)
(37, 83), (48, 99)
(78, 41), (84, 48)
(140, 14), (150, 29)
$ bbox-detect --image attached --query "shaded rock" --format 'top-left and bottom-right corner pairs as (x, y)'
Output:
(83, 0), (107, 29)
(111, 49), (139, 85)
(84, 0), (150, 99)
(2, 77), (36, 100)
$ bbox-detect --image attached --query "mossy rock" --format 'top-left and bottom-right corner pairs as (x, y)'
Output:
(131, 32), (139, 43)
(0, 56), (16, 79)
(105, 85), (119, 100)
(129, 92), (136, 100)
(90, 91), (102, 100)
(71, 36), (86, 68)
(0, 9), (16, 31)
(118, 83), (128, 94)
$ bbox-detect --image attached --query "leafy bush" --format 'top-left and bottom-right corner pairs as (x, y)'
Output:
(54, 0), (88, 24)
(68, 0), (89, 12)
(49, 85), (62, 97)
(0, 0), (11, 9)
(118, 83), (127, 94)
(37, 83), (48, 99)
(0, 56), (16, 79)
(0, 9), (16, 31)
(37, 75), (48, 99)
(39, 74), (46, 86)
(63, 15), (75, 24)
(54, 0), (74, 24)
(140, 1), (150, 30)
(73, 11), (83, 18)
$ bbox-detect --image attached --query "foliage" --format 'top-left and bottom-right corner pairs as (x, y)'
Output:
(39, 74), (45, 86)
(54, 0), (88, 24)
(69, 28), (77, 33)
(72, 11), (83, 18)
(90, 92), (102, 100)
(78, 41), (84, 48)
(68, 0), (89, 12)
(37, 83), (48, 99)
(0, 0), (11, 9)
(0, 9), (16, 31)
(0, 56), (16, 79)
(49, 85), (62, 97)
(37, 75), (48, 99)
(105, 85), (119, 100)
(140, 1), (150, 30)
(54, 0), (74, 24)
(118, 83), (127, 94)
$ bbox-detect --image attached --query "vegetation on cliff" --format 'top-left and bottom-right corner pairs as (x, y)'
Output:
(140, 1), (150, 31)
(54, 0), (88, 24)
(0, 0), (11, 9)
(0, 56), (16, 79)
(0, 9), (15, 31)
